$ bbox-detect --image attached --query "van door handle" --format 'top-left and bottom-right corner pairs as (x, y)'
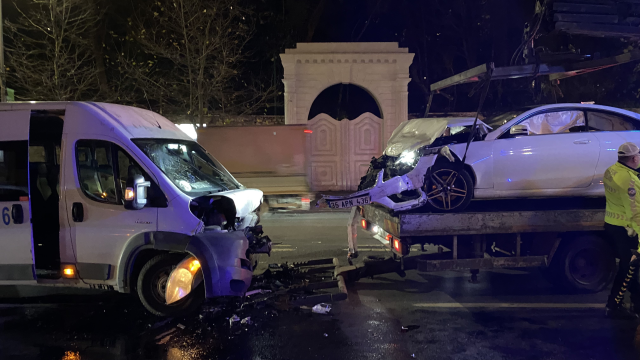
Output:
(11, 204), (23, 224)
(72, 203), (84, 222)
(573, 139), (591, 144)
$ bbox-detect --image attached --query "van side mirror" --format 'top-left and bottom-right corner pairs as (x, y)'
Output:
(125, 174), (150, 210)
(510, 124), (529, 136)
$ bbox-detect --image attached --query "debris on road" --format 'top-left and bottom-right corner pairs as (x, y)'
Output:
(245, 289), (272, 296)
(401, 325), (420, 333)
(229, 315), (241, 327)
(312, 303), (332, 314)
(241, 317), (252, 325)
(176, 323), (185, 330)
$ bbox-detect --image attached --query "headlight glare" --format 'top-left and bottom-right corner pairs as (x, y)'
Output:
(396, 151), (417, 165)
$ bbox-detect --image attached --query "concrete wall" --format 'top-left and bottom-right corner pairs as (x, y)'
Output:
(197, 125), (310, 194)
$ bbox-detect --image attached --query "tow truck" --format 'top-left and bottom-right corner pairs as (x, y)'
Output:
(337, 198), (613, 292)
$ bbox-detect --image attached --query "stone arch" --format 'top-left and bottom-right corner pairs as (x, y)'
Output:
(307, 83), (383, 120)
(280, 42), (414, 142)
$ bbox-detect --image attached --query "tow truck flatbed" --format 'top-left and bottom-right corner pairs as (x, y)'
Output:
(343, 198), (614, 292)
(363, 204), (605, 238)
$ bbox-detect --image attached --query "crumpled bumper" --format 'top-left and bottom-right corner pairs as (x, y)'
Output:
(186, 231), (253, 298)
(321, 169), (428, 212)
(319, 147), (454, 212)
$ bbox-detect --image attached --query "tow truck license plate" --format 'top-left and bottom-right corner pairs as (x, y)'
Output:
(328, 196), (371, 209)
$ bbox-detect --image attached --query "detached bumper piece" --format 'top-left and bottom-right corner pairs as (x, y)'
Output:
(247, 258), (349, 307)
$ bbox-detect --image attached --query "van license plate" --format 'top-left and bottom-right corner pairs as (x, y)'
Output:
(327, 196), (371, 209)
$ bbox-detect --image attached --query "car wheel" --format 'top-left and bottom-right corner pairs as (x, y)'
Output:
(546, 235), (615, 293)
(422, 164), (474, 212)
(137, 253), (204, 316)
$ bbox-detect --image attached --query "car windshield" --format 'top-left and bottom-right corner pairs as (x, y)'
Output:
(483, 110), (529, 130)
(133, 139), (241, 196)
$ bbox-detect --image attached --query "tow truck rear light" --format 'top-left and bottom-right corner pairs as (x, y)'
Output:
(391, 237), (409, 256)
(386, 234), (393, 242)
(361, 219), (368, 230)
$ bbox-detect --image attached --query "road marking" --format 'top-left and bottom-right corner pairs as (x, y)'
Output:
(413, 303), (603, 309)
(273, 244), (292, 247)
(271, 248), (296, 252)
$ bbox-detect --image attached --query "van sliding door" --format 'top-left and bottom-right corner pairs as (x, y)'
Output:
(0, 110), (35, 283)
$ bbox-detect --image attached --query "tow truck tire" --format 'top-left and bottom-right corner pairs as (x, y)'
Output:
(137, 254), (205, 316)
(547, 235), (615, 293)
(423, 164), (474, 213)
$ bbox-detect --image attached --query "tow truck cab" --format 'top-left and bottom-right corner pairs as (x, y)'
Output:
(0, 102), (270, 316)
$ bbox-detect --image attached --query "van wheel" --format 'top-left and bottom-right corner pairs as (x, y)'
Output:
(137, 254), (204, 316)
(545, 235), (615, 292)
(422, 164), (473, 212)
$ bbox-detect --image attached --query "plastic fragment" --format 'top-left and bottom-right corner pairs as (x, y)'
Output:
(401, 325), (420, 333)
(241, 317), (252, 325)
(246, 289), (272, 296)
(177, 323), (185, 330)
(312, 303), (332, 314)
(229, 315), (241, 327)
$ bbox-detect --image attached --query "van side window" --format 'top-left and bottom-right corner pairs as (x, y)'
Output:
(76, 140), (167, 207)
(76, 141), (118, 204)
(0, 141), (28, 201)
(116, 147), (167, 208)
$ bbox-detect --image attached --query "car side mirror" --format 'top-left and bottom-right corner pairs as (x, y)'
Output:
(510, 124), (529, 136)
(124, 174), (150, 210)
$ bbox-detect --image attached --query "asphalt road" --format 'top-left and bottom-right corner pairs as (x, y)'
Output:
(1, 211), (640, 360)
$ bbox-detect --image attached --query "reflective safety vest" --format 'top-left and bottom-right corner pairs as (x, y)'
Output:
(604, 161), (640, 242)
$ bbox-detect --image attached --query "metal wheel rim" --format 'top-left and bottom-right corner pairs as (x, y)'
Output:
(151, 267), (172, 305)
(424, 169), (469, 210)
(568, 248), (605, 285)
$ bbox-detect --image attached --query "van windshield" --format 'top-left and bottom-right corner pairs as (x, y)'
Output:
(133, 139), (241, 196)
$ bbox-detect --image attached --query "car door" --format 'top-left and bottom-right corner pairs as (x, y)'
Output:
(492, 110), (600, 191)
(64, 138), (159, 283)
(587, 110), (640, 187)
(0, 110), (35, 283)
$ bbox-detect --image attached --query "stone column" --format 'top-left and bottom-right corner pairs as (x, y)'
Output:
(282, 79), (297, 125)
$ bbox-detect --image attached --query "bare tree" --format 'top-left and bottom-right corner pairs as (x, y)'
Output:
(125, 0), (276, 125)
(4, 0), (103, 101)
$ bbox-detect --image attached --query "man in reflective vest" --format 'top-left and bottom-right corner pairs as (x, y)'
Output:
(604, 142), (640, 318)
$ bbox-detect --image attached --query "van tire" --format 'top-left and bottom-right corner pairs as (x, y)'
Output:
(137, 254), (204, 316)
(544, 235), (615, 293)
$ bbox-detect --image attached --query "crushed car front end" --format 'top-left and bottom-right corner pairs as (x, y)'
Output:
(320, 117), (489, 212)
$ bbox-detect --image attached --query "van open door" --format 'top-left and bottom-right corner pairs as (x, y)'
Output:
(0, 110), (35, 283)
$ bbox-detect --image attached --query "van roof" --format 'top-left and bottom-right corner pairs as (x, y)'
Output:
(0, 101), (192, 141)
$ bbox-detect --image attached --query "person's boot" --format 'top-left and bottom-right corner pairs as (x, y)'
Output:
(606, 304), (639, 320)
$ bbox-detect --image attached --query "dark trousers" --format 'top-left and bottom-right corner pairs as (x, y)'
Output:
(606, 223), (640, 307)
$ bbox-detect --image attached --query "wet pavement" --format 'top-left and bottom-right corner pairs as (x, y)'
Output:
(2, 211), (640, 360)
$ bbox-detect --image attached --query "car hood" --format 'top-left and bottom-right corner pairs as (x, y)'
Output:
(214, 188), (263, 218)
(383, 117), (491, 156)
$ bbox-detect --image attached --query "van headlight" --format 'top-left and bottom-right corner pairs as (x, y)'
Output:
(396, 151), (417, 165)
(165, 256), (203, 304)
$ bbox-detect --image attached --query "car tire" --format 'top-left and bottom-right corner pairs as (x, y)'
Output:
(545, 235), (615, 293)
(137, 253), (205, 316)
(422, 163), (474, 212)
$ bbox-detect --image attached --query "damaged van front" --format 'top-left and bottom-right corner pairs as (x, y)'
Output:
(129, 138), (271, 316)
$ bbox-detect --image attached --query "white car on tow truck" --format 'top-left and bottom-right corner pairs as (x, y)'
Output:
(0, 102), (271, 316)
(324, 103), (640, 212)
